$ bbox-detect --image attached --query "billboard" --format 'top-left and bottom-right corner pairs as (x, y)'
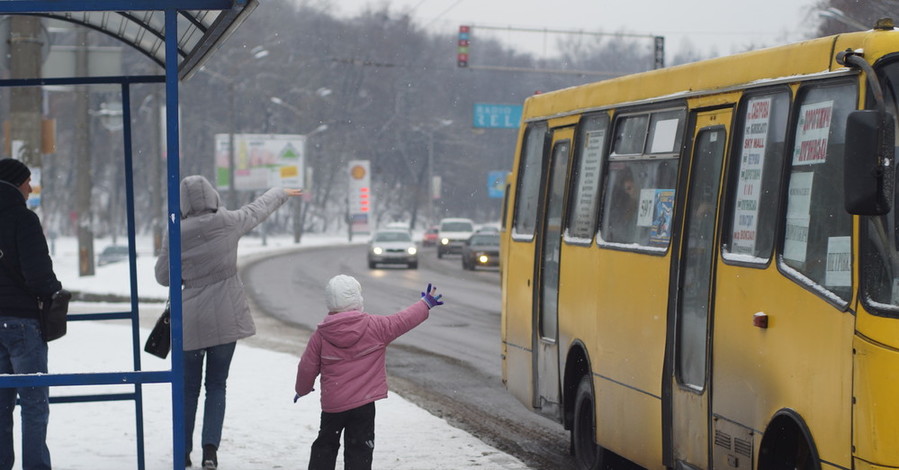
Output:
(215, 133), (306, 191)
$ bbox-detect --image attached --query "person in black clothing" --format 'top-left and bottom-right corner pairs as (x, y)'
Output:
(0, 158), (61, 470)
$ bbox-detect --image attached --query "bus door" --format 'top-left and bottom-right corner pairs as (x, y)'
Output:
(668, 109), (730, 468)
(533, 127), (573, 417)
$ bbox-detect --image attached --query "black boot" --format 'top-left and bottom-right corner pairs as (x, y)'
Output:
(202, 444), (217, 470)
(185, 453), (192, 467)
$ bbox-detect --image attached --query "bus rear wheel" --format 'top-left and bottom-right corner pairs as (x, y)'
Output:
(572, 375), (603, 470)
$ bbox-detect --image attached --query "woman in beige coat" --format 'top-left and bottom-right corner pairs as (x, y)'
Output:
(155, 175), (301, 469)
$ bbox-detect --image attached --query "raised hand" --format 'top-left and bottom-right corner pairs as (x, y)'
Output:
(420, 283), (444, 308)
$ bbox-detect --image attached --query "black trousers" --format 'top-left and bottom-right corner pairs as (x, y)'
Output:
(308, 402), (376, 470)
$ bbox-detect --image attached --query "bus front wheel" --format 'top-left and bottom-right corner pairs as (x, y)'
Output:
(572, 375), (603, 470)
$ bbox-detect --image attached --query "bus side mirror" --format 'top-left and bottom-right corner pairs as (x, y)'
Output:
(844, 110), (894, 215)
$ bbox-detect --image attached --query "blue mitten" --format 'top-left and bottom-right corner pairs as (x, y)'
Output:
(421, 283), (444, 308)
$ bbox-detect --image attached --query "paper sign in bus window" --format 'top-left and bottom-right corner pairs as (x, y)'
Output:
(784, 172), (813, 263)
(825, 236), (851, 287)
(650, 189), (675, 246)
(792, 100), (833, 166)
(571, 130), (605, 237)
(637, 189), (656, 227)
(650, 119), (679, 153)
(732, 97), (771, 255)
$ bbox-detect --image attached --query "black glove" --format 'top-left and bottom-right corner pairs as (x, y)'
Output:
(420, 283), (444, 308)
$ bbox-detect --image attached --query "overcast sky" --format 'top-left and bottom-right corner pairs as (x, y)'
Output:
(328, 0), (822, 62)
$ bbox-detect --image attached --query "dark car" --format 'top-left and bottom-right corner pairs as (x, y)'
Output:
(461, 233), (500, 270)
(97, 245), (131, 266)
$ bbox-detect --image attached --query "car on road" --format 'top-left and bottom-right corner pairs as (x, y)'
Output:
(368, 229), (418, 269)
(437, 217), (475, 258)
(474, 224), (500, 234)
(461, 232), (500, 270)
(97, 245), (131, 266)
(422, 226), (439, 247)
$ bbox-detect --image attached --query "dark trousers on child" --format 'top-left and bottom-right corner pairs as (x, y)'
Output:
(308, 402), (375, 470)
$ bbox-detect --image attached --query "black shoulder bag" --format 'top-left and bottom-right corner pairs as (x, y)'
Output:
(0, 248), (70, 342)
(144, 299), (171, 359)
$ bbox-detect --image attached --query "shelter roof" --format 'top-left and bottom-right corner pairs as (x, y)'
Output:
(0, 0), (257, 79)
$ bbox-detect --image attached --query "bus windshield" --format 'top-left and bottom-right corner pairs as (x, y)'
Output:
(862, 59), (899, 315)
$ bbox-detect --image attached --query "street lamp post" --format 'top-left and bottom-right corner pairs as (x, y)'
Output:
(414, 119), (453, 227)
(270, 95), (329, 243)
(818, 7), (867, 31)
(199, 46), (269, 208)
(427, 131), (434, 226)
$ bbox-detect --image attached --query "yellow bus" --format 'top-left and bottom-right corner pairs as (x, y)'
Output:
(500, 19), (899, 470)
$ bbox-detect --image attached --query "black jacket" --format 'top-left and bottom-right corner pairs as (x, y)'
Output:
(0, 181), (61, 319)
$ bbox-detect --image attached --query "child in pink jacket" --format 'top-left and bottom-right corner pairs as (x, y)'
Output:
(294, 274), (444, 470)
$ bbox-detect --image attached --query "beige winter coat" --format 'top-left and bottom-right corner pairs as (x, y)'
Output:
(155, 175), (289, 351)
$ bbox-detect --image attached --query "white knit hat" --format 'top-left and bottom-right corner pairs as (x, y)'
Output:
(325, 274), (364, 313)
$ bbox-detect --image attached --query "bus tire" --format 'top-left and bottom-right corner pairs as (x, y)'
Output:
(572, 375), (603, 470)
(758, 412), (820, 470)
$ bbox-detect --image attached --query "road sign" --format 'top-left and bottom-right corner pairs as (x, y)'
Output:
(487, 171), (507, 198)
(473, 103), (522, 129)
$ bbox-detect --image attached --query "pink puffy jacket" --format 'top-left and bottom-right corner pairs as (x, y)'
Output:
(295, 300), (430, 412)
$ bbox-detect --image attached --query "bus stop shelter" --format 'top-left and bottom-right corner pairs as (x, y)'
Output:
(0, 1), (258, 468)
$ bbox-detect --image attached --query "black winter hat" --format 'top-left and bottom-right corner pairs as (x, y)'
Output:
(0, 158), (31, 186)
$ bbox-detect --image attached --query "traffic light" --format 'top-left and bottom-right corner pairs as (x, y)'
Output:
(654, 36), (665, 69)
(457, 25), (470, 68)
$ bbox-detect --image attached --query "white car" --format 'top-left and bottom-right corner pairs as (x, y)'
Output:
(368, 230), (418, 269)
(436, 217), (475, 258)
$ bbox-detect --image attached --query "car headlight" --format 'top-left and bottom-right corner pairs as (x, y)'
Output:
(478, 254), (489, 263)
(441, 238), (449, 245)
(407, 247), (417, 255)
(372, 247), (383, 255)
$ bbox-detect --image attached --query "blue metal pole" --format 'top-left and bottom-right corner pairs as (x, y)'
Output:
(120, 81), (147, 470)
(164, 9), (185, 470)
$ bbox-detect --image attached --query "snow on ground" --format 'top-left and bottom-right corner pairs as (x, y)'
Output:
(6, 234), (531, 469)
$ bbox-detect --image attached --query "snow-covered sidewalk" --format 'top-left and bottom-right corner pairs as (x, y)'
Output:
(6, 234), (531, 469)
(36, 320), (528, 469)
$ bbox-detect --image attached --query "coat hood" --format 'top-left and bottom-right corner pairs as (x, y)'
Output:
(317, 310), (370, 348)
(325, 274), (364, 313)
(180, 175), (222, 218)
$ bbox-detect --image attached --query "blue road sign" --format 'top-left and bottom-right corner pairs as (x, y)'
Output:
(488, 171), (507, 198)
(473, 103), (522, 129)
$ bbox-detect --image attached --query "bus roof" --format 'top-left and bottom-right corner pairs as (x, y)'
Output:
(522, 27), (899, 122)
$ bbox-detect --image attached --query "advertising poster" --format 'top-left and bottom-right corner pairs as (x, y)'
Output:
(215, 133), (306, 191)
(650, 189), (674, 246)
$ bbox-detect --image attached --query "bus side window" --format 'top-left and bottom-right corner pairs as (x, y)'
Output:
(722, 90), (790, 263)
(512, 122), (549, 240)
(600, 108), (683, 248)
(565, 113), (610, 243)
(780, 81), (856, 304)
